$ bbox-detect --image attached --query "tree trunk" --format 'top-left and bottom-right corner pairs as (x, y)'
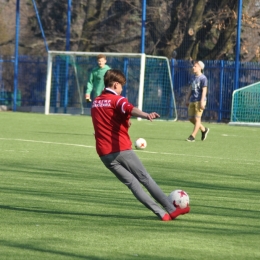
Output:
(177, 0), (207, 60)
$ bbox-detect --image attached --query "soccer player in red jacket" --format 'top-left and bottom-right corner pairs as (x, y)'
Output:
(91, 69), (190, 221)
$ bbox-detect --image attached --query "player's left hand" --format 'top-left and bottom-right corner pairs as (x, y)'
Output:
(200, 102), (205, 110)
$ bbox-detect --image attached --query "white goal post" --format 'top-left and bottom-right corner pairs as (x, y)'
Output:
(229, 81), (260, 127)
(45, 51), (177, 121)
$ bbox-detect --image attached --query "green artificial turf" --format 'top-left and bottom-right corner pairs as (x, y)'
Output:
(0, 112), (259, 260)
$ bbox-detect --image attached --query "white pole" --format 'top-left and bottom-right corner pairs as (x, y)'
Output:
(45, 52), (53, 115)
(138, 53), (146, 116)
(72, 55), (84, 115)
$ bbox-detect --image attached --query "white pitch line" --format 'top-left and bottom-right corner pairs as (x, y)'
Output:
(0, 137), (260, 164)
(135, 148), (260, 164)
(0, 138), (94, 148)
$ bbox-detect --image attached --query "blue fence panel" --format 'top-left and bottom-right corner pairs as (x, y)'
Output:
(221, 61), (236, 121)
(171, 60), (192, 120)
(239, 62), (260, 88)
(0, 56), (15, 106)
(0, 56), (47, 107)
(18, 56), (47, 106)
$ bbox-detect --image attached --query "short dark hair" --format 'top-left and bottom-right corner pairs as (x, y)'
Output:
(104, 69), (126, 87)
(97, 54), (106, 60)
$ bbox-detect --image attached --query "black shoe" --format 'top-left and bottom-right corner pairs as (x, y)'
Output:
(186, 135), (195, 142)
(201, 128), (209, 141)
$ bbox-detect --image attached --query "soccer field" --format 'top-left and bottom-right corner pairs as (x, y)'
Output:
(0, 112), (259, 260)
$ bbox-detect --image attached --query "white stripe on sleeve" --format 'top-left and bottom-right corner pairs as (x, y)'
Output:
(121, 102), (126, 113)
(116, 97), (126, 114)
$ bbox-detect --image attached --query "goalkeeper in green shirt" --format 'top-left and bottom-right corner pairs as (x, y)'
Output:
(85, 54), (111, 102)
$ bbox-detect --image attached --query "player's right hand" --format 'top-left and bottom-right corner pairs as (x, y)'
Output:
(200, 101), (206, 110)
(146, 112), (160, 121)
(85, 94), (92, 102)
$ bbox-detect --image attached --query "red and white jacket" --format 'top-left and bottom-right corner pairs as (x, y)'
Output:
(91, 88), (134, 156)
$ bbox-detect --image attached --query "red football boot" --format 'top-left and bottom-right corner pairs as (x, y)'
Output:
(170, 206), (190, 219)
(161, 213), (172, 221)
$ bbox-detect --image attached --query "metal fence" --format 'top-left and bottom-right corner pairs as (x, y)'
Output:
(2, 0), (260, 120)
(1, 56), (260, 122)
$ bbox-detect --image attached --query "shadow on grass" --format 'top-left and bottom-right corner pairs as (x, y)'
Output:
(0, 239), (95, 259)
(0, 204), (157, 222)
(0, 238), (188, 260)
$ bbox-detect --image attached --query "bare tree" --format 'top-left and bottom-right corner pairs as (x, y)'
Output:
(1, 0), (260, 61)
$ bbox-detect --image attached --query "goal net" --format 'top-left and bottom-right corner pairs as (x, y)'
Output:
(45, 51), (177, 121)
(229, 81), (260, 126)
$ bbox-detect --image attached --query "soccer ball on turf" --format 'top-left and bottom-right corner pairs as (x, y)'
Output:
(168, 189), (189, 209)
(135, 138), (147, 150)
